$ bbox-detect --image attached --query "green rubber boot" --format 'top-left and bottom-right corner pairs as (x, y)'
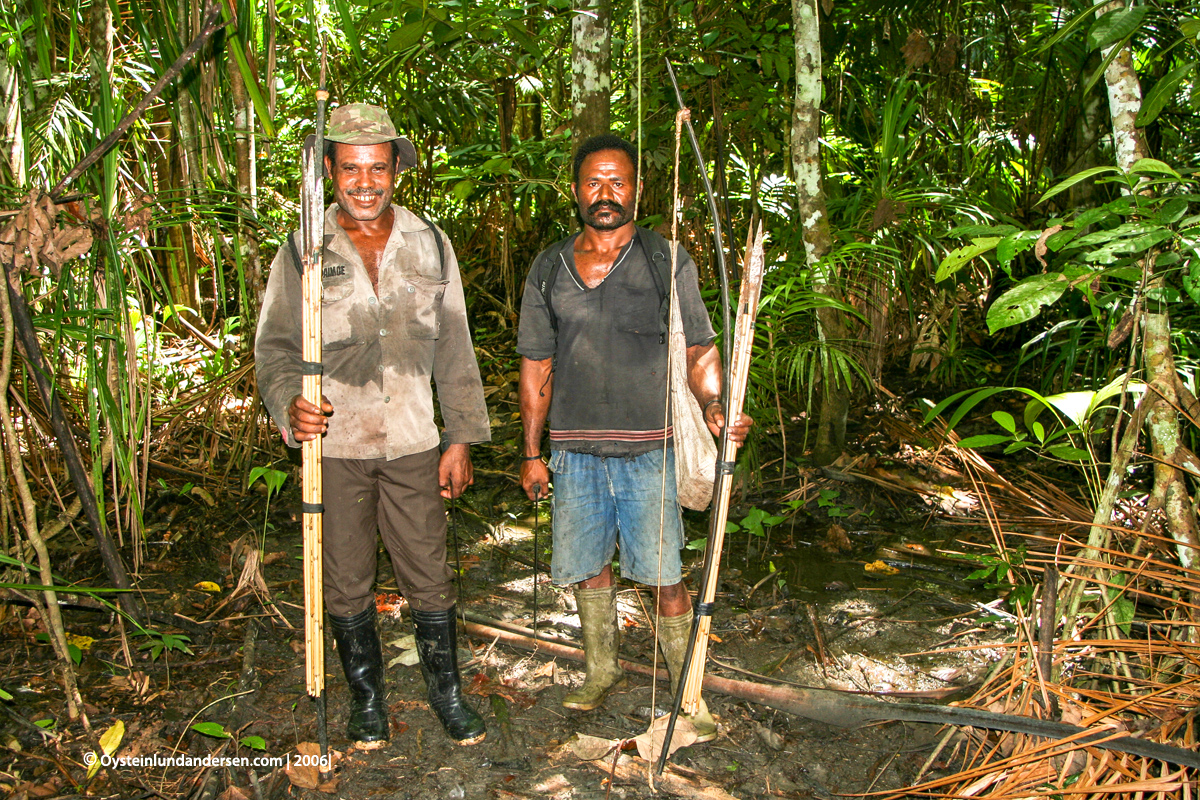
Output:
(562, 585), (626, 711)
(657, 611), (717, 743)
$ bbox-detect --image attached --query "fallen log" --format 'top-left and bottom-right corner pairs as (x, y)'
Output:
(463, 620), (1200, 770)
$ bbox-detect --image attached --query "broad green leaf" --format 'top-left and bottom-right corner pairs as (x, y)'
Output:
(0, 688), (11, 701)
(935, 238), (1001, 282)
(1137, 62), (1195, 126)
(694, 62), (719, 77)
(1046, 228), (1080, 252)
(1037, 166), (1119, 205)
(1032, 420), (1046, 443)
(957, 434), (1011, 449)
(986, 274), (1068, 333)
(1184, 259), (1200, 303)
(1182, 18), (1200, 38)
(1087, 6), (1149, 51)
(388, 20), (428, 51)
(481, 157), (513, 175)
(451, 179), (475, 203)
(991, 410), (1016, 433)
(1154, 197), (1189, 226)
(192, 722), (231, 739)
(996, 231), (1039, 270)
(1046, 444), (1090, 461)
(1128, 158), (1181, 178)
(240, 735), (267, 751)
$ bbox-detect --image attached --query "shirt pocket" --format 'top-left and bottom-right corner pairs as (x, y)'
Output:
(613, 283), (662, 337)
(401, 276), (448, 339)
(321, 277), (361, 350)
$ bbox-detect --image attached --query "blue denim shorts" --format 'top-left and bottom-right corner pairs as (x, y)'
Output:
(548, 448), (685, 587)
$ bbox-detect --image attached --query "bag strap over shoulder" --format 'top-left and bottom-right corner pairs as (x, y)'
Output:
(412, 212), (446, 277)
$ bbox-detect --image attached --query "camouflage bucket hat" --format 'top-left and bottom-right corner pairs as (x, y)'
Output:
(325, 103), (417, 171)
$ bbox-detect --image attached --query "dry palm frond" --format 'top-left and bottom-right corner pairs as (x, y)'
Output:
(849, 400), (1200, 798)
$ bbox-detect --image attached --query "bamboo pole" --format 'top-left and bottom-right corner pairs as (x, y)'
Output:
(679, 223), (765, 715)
(301, 45), (328, 764)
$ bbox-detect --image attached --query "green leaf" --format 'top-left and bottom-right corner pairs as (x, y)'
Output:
(191, 722), (231, 739)
(481, 157), (513, 175)
(935, 238), (1001, 282)
(1037, 166), (1119, 205)
(986, 274), (1068, 333)
(388, 20), (428, 51)
(451, 179), (475, 203)
(694, 62), (718, 77)
(1086, 6), (1149, 51)
(1184, 259), (1200, 303)
(956, 434), (1011, 449)
(1137, 62), (1195, 126)
(240, 735), (267, 751)
(1127, 158), (1181, 178)
(0, 687), (12, 701)
(1047, 444), (1090, 461)
(996, 232), (1039, 271)
(1038, 4), (1103, 52)
(1106, 575), (1135, 636)
(1031, 420), (1046, 443)
(67, 644), (82, 665)
(991, 410), (1016, 433)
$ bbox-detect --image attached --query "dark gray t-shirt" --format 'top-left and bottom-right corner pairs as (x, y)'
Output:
(517, 229), (716, 457)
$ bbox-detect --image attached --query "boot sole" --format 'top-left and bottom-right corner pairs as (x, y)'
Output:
(453, 731), (486, 746)
(561, 677), (627, 711)
(352, 738), (389, 751)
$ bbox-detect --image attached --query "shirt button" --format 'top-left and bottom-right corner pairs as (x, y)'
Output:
(377, 365), (384, 372)
(384, 396), (391, 403)
(380, 329), (388, 337)
(368, 296), (377, 305)
(407, 286), (415, 293)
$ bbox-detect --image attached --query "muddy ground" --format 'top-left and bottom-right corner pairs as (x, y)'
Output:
(1, 436), (1016, 800)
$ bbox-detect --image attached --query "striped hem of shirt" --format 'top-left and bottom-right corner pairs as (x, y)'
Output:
(549, 427), (673, 442)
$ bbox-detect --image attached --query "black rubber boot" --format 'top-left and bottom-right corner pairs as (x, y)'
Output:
(411, 607), (486, 745)
(328, 606), (389, 750)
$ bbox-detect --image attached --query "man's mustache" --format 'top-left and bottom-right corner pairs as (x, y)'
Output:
(348, 188), (385, 197)
(587, 200), (625, 215)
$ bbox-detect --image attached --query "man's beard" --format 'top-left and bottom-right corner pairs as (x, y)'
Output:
(581, 200), (633, 231)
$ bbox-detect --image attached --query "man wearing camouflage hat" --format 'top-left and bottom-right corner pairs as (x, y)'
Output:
(255, 103), (489, 749)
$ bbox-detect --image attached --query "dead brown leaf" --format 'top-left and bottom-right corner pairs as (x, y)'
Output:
(284, 742), (340, 793)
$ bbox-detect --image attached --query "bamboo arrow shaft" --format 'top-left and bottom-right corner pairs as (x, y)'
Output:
(680, 223), (765, 716)
(301, 53), (328, 702)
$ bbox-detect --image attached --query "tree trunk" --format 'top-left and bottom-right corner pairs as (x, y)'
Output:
(1073, 1), (1200, 622)
(571, 0), (611, 150)
(790, 0), (846, 466)
(89, 0), (115, 214)
(0, 56), (24, 185)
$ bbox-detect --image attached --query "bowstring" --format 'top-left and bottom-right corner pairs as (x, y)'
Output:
(651, 104), (688, 736)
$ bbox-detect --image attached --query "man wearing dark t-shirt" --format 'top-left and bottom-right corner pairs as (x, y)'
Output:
(517, 134), (751, 742)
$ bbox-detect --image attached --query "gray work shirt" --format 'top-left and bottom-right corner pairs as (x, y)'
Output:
(517, 229), (715, 457)
(255, 204), (491, 460)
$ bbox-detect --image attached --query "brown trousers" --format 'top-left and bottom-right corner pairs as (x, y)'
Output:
(322, 448), (454, 616)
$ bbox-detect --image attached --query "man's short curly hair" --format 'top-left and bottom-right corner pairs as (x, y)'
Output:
(572, 134), (639, 186)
